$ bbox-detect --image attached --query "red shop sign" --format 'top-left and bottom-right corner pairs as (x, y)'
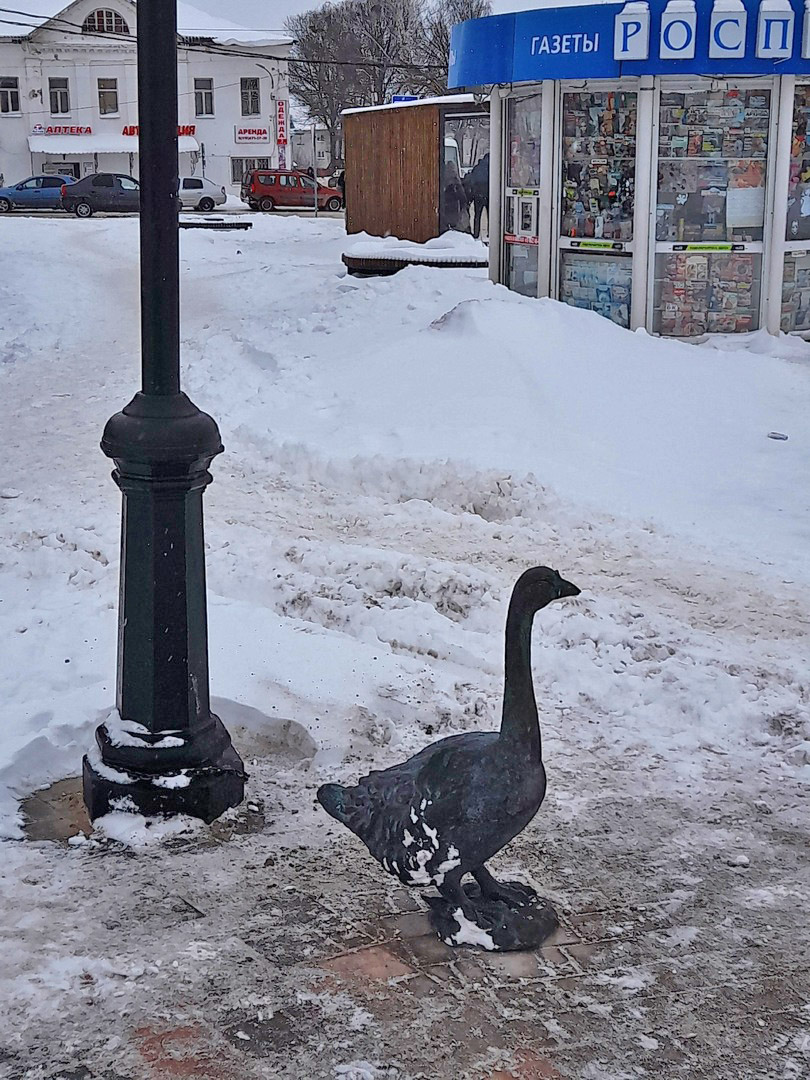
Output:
(32, 124), (92, 135)
(122, 125), (197, 137)
(276, 100), (287, 146)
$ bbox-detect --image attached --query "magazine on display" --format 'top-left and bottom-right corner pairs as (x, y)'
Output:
(560, 252), (632, 327)
(787, 86), (810, 243)
(654, 253), (759, 337)
(560, 92), (636, 241)
(656, 89), (770, 244)
(781, 254), (810, 333)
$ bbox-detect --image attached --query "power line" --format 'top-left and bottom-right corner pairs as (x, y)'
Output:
(0, 27), (436, 118)
(0, 7), (287, 49)
(0, 6), (444, 69)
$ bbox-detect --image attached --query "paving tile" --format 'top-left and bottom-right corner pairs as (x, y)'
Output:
(562, 941), (602, 965)
(484, 1048), (567, 1079)
(478, 951), (545, 979)
(451, 956), (493, 987)
(379, 911), (434, 939)
(540, 922), (582, 948)
(535, 945), (584, 978)
(221, 1006), (319, 1055)
(384, 887), (427, 914)
(21, 777), (90, 842)
(401, 973), (452, 999)
(401, 932), (458, 966)
(135, 1023), (242, 1080)
(320, 943), (415, 980)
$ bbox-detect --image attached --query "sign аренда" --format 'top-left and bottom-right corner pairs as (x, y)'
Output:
(235, 126), (270, 143)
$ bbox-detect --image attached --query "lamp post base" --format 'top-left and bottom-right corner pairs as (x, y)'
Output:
(82, 719), (246, 824)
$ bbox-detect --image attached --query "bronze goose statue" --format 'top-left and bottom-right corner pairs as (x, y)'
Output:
(317, 566), (580, 951)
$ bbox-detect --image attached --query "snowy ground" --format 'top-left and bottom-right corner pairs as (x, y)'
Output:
(0, 215), (808, 1079)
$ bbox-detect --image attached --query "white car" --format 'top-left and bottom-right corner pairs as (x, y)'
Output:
(178, 176), (226, 211)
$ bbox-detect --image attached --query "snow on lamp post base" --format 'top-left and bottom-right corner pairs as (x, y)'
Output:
(82, 0), (245, 824)
(82, 392), (245, 824)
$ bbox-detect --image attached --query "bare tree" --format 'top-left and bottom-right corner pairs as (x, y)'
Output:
(414, 0), (492, 96)
(285, 0), (490, 169)
(285, 4), (366, 168)
(348, 0), (423, 105)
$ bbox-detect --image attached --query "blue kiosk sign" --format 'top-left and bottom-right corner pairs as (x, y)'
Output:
(448, 0), (810, 87)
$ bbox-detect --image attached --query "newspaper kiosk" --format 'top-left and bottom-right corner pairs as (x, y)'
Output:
(449, 0), (810, 336)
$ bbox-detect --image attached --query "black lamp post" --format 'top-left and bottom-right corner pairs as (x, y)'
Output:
(82, 0), (245, 822)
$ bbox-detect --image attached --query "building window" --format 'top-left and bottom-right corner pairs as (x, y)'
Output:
(49, 77), (70, 115)
(83, 9), (130, 34)
(231, 156), (270, 183)
(195, 78), (214, 117)
(98, 77), (119, 115)
(0, 77), (20, 114)
(241, 77), (260, 116)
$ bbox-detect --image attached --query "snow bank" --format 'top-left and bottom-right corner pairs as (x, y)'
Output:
(0, 214), (808, 838)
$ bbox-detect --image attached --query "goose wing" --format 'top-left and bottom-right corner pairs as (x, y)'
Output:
(324, 731), (499, 874)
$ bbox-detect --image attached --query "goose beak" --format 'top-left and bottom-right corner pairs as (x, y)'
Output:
(556, 577), (581, 599)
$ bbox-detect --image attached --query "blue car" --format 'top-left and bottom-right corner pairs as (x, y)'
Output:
(0, 174), (76, 214)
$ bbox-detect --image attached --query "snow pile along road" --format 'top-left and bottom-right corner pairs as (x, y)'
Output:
(0, 214), (808, 842)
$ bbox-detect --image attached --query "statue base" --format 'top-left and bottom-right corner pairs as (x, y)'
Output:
(425, 881), (559, 952)
(82, 740), (246, 825)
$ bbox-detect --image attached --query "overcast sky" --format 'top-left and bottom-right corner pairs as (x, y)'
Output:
(189, 0), (525, 32)
(190, 0), (311, 30)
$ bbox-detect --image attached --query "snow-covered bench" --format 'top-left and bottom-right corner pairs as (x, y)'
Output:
(342, 232), (488, 276)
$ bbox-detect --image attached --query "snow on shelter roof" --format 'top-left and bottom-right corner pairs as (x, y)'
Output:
(342, 95), (478, 116)
(0, 0), (291, 45)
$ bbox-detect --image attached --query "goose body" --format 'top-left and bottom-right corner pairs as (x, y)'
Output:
(317, 566), (580, 949)
(318, 731), (545, 889)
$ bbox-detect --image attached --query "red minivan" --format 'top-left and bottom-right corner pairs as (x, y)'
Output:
(240, 169), (343, 212)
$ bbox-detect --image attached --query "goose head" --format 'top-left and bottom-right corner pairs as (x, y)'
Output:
(515, 566), (581, 611)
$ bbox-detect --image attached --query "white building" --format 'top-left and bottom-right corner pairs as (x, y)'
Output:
(0, 0), (291, 192)
(291, 125), (332, 175)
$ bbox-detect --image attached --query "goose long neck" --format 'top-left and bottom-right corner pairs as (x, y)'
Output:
(499, 590), (541, 755)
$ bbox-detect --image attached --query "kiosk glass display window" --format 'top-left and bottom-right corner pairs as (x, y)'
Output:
(507, 94), (542, 188)
(557, 89), (637, 328)
(781, 86), (810, 334)
(505, 93), (543, 296)
(559, 251), (633, 325)
(655, 88), (770, 244)
(781, 253), (810, 333)
(560, 91), (637, 240)
(653, 251), (762, 336)
(786, 85), (810, 243)
(653, 85), (771, 336)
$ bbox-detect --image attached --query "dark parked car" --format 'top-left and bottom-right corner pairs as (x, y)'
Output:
(61, 173), (140, 217)
(0, 174), (76, 213)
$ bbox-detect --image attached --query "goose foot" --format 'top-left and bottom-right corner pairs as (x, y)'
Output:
(424, 881), (559, 952)
(473, 865), (538, 909)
